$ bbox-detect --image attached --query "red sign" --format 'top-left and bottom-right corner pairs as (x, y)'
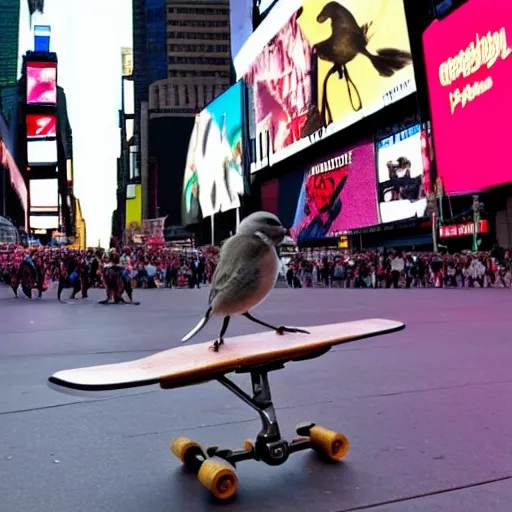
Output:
(423, 0), (512, 195)
(26, 114), (57, 138)
(440, 219), (489, 238)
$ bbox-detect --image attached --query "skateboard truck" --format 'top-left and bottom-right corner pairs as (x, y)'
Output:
(214, 362), (310, 467)
(171, 361), (350, 499)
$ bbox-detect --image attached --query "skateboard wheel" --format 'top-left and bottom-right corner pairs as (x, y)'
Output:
(243, 439), (254, 451)
(309, 426), (350, 461)
(170, 437), (206, 472)
(197, 457), (238, 500)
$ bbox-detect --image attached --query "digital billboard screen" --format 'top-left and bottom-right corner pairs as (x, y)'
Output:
(290, 139), (378, 242)
(30, 215), (59, 230)
(26, 61), (57, 105)
(182, 81), (245, 224)
(27, 139), (58, 166)
(26, 114), (57, 138)
(29, 179), (59, 212)
(377, 124), (428, 224)
(423, 0), (512, 194)
(239, 0), (416, 169)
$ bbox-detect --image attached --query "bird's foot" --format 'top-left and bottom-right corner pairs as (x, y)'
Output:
(209, 339), (224, 352)
(276, 326), (310, 336)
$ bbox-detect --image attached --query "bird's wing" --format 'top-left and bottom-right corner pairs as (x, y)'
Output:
(209, 235), (271, 306)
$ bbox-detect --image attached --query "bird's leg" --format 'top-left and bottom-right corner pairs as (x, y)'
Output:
(344, 65), (362, 112)
(243, 312), (310, 336)
(210, 316), (230, 352)
(321, 66), (337, 125)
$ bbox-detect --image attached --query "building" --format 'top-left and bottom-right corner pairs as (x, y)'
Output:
(149, 0), (231, 116)
(0, 0), (33, 89)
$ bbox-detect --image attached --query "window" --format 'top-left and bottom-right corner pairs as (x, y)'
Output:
(167, 31), (229, 41)
(168, 56), (230, 66)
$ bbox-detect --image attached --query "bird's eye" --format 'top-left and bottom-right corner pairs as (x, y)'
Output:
(266, 218), (281, 226)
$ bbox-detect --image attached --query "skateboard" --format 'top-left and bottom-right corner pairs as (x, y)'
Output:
(48, 318), (405, 500)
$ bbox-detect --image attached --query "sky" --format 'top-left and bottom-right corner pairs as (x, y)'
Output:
(30, 0), (133, 247)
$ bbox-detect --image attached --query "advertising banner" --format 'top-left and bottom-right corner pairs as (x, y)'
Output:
(142, 216), (167, 244)
(377, 124), (428, 224)
(423, 0), (512, 194)
(27, 139), (58, 166)
(29, 179), (59, 213)
(290, 139), (377, 242)
(26, 114), (57, 138)
(26, 61), (57, 105)
(242, 0), (415, 170)
(440, 220), (489, 239)
(0, 141), (28, 218)
(182, 82), (245, 224)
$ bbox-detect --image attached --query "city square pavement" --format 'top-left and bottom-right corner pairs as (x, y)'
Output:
(1, 282), (511, 511)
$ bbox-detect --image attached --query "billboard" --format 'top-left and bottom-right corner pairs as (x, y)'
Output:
(377, 124), (428, 224)
(26, 114), (57, 138)
(423, 0), (512, 195)
(240, 0), (416, 169)
(182, 82), (245, 224)
(290, 139), (377, 242)
(29, 215), (59, 230)
(27, 139), (58, 166)
(26, 61), (57, 105)
(29, 179), (59, 213)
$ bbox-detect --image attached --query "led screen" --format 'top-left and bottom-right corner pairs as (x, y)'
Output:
(27, 139), (58, 166)
(239, 0), (416, 169)
(26, 114), (57, 138)
(182, 82), (245, 224)
(29, 179), (59, 212)
(30, 215), (59, 229)
(377, 124), (428, 224)
(423, 0), (512, 194)
(123, 79), (134, 115)
(290, 139), (378, 242)
(26, 61), (57, 105)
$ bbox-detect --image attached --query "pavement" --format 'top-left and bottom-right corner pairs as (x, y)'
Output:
(0, 283), (511, 511)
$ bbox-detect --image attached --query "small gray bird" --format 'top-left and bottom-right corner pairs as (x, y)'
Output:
(181, 211), (309, 351)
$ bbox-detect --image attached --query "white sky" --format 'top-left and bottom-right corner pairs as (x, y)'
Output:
(30, 1), (133, 247)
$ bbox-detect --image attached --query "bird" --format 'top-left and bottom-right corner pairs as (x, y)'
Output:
(313, 2), (413, 119)
(181, 211), (310, 351)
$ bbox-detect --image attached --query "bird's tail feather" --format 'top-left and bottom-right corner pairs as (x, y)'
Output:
(368, 49), (412, 78)
(181, 307), (212, 343)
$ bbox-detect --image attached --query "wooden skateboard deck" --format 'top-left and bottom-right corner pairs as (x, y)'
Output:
(48, 319), (404, 392)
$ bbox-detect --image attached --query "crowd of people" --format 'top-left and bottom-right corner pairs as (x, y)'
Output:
(283, 249), (512, 289)
(2, 242), (512, 299)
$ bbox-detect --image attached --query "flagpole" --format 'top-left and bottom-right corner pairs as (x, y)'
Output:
(211, 213), (215, 246)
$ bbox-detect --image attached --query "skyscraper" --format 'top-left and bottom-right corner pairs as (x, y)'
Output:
(149, 0), (231, 116)
(0, 1), (22, 88)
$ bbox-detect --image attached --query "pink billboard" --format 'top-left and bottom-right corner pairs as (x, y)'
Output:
(291, 139), (378, 242)
(423, 0), (512, 195)
(26, 61), (57, 105)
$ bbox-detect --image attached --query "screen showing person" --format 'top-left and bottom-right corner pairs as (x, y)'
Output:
(377, 124), (427, 224)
